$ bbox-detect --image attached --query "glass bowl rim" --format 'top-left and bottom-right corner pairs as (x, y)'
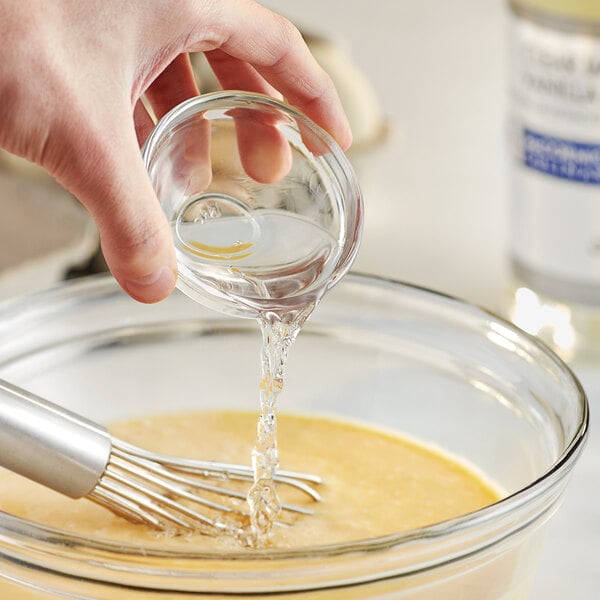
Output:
(0, 272), (589, 564)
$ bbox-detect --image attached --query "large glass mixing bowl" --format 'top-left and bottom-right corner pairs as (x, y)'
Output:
(0, 274), (588, 599)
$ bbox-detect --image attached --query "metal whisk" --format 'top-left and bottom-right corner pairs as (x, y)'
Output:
(0, 379), (322, 533)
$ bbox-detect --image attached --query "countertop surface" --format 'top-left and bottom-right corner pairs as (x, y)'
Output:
(260, 1), (597, 597)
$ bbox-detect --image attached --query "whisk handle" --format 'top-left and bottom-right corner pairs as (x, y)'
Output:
(0, 379), (111, 498)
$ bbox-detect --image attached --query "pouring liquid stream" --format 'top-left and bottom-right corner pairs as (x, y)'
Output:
(245, 309), (313, 546)
(177, 206), (342, 546)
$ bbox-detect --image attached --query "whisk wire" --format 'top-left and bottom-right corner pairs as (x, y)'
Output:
(110, 452), (243, 512)
(89, 439), (322, 531)
(91, 463), (229, 532)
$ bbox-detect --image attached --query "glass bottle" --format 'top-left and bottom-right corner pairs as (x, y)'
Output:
(507, 0), (600, 363)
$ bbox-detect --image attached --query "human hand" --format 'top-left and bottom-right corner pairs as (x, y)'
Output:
(0, 0), (351, 303)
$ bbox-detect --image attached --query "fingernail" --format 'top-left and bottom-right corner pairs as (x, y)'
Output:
(124, 266), (177, 303)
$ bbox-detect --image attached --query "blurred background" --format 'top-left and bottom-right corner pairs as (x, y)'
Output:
(0, 1), (598, 597)
(262, 1), (508, 315)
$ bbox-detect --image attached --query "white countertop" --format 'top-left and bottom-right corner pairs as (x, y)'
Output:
(261, 1), (598, 597)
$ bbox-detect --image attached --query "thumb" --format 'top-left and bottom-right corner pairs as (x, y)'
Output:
(50, 111), (177, 303)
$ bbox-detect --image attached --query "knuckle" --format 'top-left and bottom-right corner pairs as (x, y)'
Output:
(268, 16), (303, 66)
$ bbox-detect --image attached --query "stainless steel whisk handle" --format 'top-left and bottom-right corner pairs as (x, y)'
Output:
(0, 379), (111, 498)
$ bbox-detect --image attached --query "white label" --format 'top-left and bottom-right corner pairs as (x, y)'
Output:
(509, 14), (600, 287)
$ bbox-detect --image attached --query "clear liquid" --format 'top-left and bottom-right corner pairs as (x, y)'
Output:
(244, 312), (310, 546)
(173, 198), (341, 545)
(174, 198), (342, 319)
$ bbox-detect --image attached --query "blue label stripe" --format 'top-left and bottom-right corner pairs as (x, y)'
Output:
(523, 129), (600, 184)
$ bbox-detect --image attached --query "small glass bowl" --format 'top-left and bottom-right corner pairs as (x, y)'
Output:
(0, 273), (588, 599)
(142, 92), (363, 319)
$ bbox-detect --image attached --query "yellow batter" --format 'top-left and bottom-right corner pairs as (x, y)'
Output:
(0, 411), (500, 550)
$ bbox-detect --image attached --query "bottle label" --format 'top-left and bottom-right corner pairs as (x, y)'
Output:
(509, 13), (600, 296)
(522, 128), (600, 184)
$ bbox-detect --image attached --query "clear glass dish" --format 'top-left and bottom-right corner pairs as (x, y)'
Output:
(0, 273), (588, 599)
(142, 91), (363, 320)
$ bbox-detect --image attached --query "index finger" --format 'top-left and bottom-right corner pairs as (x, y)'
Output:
(186, 2), (352, 150)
